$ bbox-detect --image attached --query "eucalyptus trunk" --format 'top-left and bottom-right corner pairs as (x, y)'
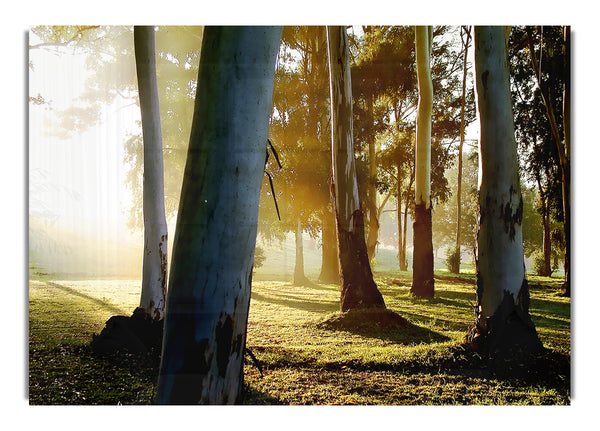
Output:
(157, 26), (282, 404)
(326, 25), (385, 312)
(134, 26), (168, 321)
(470, 26), (541, 366)
(365, 94), (379, 262)
(293, 219), (308, 285)
(319, 209), (340, 283)
(454, 26), (471, 274)
(412, 26), (434, 298)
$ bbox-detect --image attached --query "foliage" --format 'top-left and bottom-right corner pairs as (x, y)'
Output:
(30, 272), (569, 405)
(445, 245), (461, 274)
(253, 246), (266, 269)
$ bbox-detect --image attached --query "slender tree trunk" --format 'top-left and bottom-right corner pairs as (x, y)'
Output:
(561, 26), (571, 297)
(157, 26), (282, 404)
(326, 25), (385, 312)
(366, 94), (379, 262)
(319, 208), (340, 283)
(412, 26), (434, 298)
(535, 174), (552, 276)
(526, 26), (570, 296)
(294, 219), (308, 285)
(134, 26), (168, 321)
(455, 26), (471, 275)
(470, 26), (541, 367)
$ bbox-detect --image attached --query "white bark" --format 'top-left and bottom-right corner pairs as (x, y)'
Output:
(157, 26), (282, 404)
(326, 26), (360, 232)
(414, 26), (433, 208)
(134, 26), (168, 321)
(474, 26), (526, 323)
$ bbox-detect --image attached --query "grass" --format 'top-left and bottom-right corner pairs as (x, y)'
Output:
(28, 271), (570, 405)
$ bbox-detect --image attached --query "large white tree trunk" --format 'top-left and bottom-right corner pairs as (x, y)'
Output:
(157, 26), (282, 404)
(411, 26), (434, 298)
(471, 26), (541, 367)
(326, 25), (384, 311)
(134, 26), (168, 321)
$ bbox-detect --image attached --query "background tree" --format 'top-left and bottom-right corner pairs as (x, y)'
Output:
(509, 26), (568, 280)
(469, 26), (542, 367)
(326, 25), (385, 311)
(525, 26), (570, 295)
(134, 26), (168, 321)
(157, 26), (282, 404)
(412, 25), (435, 298)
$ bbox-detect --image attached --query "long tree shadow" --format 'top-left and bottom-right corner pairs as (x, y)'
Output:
(251, 291), (339, 314)
(46, 282), (128, 316)
(316, 308), (450, 345)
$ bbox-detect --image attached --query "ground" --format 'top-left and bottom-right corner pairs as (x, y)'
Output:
(28, 271), (570, 405)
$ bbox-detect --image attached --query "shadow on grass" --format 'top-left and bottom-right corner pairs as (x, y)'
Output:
(317, 308), (450, 345)
(46, 282), (127, 316)
(251, 291), (339, 314)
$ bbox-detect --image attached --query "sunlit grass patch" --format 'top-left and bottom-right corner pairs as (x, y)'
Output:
(28, 271), (570, 405)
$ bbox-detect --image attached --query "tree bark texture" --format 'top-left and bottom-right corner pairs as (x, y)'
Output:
(134, 26), (169, 321)
(326, 25), (385, 312)
(157, 26), (282, 405)
(471, 26), (541, 363)
(412, 26), (434, 297)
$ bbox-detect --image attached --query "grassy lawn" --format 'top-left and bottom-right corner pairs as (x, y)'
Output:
(28, 271), (570, 405)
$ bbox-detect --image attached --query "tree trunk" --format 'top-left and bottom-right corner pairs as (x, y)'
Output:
(455, 26), (471, 275)
(319, 208), (340, 283)
(365, 94), (379, 262)
(326, 25), (385, 312)
(470, 26), (542, 369)
(396, 165), (404, 271)
(535, 175), (552, 277)
(157, 26), (282, 405)
(526, 26), (570, 296)
(412, 26), (434, 298)
(293, 219), (309, 285)
(134, 26), (168, 321)
(561, 26), (571, 297)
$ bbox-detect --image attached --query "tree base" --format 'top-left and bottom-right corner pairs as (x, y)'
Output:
(467, 289), (543, 378)
(317, 308), (409, 333)
(411, 203), (434, 298)
(337, 210), (385, 312)
(90, 307), (164, 356)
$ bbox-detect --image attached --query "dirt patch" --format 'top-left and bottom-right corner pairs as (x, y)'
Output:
(317, 308), (410, 333)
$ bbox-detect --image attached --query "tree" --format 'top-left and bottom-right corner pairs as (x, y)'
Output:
(469, 26), (541, 367)
(412, 26), (435, 298)
(134, 26), (168, 321)
(326, 26), (385, 312)
(157, 26), (282, 404)
(453, 26), (472, 273)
